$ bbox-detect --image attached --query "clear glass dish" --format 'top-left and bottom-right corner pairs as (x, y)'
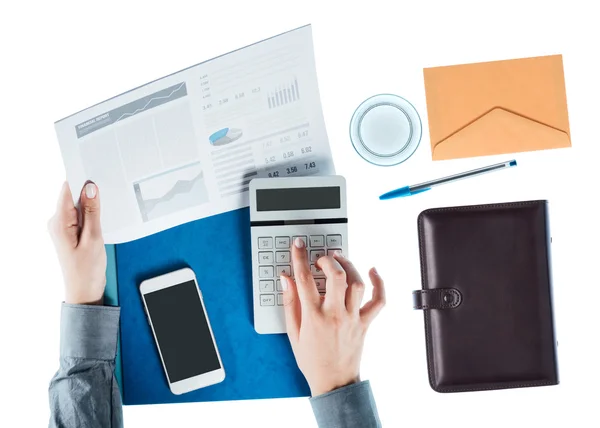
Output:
(349, 94), (422, 166)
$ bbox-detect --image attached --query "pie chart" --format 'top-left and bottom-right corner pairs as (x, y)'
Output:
(209, 128), (243, 146)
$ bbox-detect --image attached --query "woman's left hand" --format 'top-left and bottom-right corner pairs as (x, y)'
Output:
(48, 181), (106, 305)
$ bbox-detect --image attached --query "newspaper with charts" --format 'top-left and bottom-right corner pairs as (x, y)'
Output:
(55, 25), (334, 243)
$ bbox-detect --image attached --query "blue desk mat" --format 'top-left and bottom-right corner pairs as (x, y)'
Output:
(104, 244), (122, 395)
(115, 207), (310, 405)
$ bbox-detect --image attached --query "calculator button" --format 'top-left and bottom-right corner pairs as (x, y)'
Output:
(310, 235), (325, 247)
(326, 235), (342, 247)
(292, 236), (307, 247)
(259, 266), (274, 278)
(260, 294), (275, 306)
(258, 252), (274, 264)
(310, 249), (326, 262)
(327, 249), (342, 256)
(258, 237), (273, 249)
(276, 251), (291, 263)
(277, 293), (284, 306)
(315, 278), (326, 292)
(310, 264), (324, 276)
(275, 236), (290, 248)
(276, 279), (283, 291)
(277, 265), (292, 277)
(259, 280), (274, 292)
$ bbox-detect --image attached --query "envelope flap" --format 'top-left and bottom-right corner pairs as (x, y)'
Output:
(432, 107), (571, 160)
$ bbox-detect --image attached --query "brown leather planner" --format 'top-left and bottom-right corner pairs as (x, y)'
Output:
(413, 200), (559, 393)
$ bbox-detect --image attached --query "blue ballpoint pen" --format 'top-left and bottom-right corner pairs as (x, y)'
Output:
(379, 160), (517, 200)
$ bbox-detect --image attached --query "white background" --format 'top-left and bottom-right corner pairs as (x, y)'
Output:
(2, 0), (599, 426)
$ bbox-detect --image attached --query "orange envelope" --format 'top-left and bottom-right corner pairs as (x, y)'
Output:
(423, 55), (571, 161)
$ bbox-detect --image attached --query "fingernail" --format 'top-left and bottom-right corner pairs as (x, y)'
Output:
(85, 182), (97, 199)
(294, 237), (305, 248)
(280, 276), (288, 291)
(372, 267), (379, 276)
(334, 250), (343, 257)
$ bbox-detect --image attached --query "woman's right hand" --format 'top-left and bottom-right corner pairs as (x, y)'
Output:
(280, 238), (386, 397)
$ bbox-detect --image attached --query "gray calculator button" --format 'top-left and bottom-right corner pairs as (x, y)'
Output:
(327, 249), (342, 256)
(315, 278), (326, 292)
(275, 236), (290, 248)
(259, 266), (274, 278)
(310, 264), (324, 277)
(326, 235), (342, 247)
(276, 279), (283, 291)
(310, 235), (325, 247)
(292, 236), (307, 247)
(258, 237), (273, 249)
(259, 280), (274, 292)
(276, 251), (291, 263)
(277, 293), (284, 306)
(277, 265), (292, 277)
(310, 249), (326, 262)
(259, 252), (274, 264)
(260, 294), (275, 306)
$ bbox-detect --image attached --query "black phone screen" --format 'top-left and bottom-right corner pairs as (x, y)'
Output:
(144, 280), (221, 383)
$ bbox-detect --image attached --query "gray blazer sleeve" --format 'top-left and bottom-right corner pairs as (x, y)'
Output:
(310, 380), (381, 427)
(48, 304), (123, 428)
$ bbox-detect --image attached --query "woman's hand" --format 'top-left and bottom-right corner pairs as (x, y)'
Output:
(48, 181), (106, 305)
(281, 238), (386, 397)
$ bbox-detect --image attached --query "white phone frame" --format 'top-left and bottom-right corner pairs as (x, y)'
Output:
(139, 267), (225, 395)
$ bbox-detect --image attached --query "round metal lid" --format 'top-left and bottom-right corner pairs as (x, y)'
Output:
(349, 94), (422, 166)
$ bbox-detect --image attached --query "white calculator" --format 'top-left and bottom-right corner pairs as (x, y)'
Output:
(249, 175), (348, 334)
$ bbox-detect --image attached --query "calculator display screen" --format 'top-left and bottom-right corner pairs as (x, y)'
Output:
(256, 186), (341, 211)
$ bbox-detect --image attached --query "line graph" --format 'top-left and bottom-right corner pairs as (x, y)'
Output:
(133, 162), (209, 222)
(75, 82), (189, 138)
(114, 82), (187, 123)
(142, 172), (204, 214)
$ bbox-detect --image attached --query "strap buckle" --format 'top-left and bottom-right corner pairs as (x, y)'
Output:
(412, 288), (462, 310)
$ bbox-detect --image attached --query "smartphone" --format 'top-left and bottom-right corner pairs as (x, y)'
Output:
(139, 268), (225, 395)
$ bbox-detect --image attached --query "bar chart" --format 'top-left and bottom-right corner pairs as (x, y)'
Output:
(268, 78), (300, 109)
